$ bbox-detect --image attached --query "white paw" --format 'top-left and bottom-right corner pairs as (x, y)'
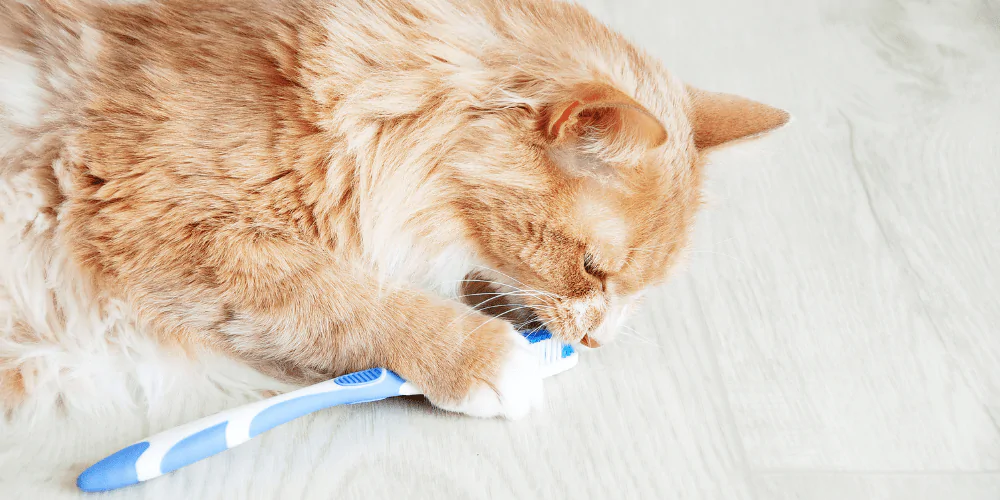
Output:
(437, 332), (543, 420)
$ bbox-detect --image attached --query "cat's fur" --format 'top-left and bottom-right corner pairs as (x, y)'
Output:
(0, 0), (787, 418)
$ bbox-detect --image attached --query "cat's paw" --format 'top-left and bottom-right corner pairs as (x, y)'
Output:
(434, 327), (543, 420)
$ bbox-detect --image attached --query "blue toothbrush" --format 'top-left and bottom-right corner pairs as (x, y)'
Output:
(77, 330), (578, 492)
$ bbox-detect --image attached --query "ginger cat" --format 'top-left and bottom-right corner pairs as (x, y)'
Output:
(0, 0), (787, 418)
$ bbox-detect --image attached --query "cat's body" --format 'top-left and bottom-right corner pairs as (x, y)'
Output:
(0, 0), (787, 417)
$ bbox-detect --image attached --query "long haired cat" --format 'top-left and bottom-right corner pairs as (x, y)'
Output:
(0, 0), (787, 418)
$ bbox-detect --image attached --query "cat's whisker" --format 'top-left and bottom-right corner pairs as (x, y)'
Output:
(447, 289), (559, 328)
(460, 297), (555, 321)
(451, 284), (542, 307)
(627, 237), (685, 253)
(511, 317), (541, 331)
(686, 250), (750, 268)
(466, 265), (565, 299)
(449, 305), (540, 356)
(474, 304), (557, 312)
(629, 235), (738, 256)
(456, 289), (557, 301)
(618, 325), (661, 348)
(442, 300), (556, 364)
(447, 279), (559, 303)
(454, 289), (552, 303)
(467, 264), (535, 290)
(445, 279), (529, 293)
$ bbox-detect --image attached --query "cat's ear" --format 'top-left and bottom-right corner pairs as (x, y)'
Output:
(545, 83), (667, 151)
(687, 86), (790, 150)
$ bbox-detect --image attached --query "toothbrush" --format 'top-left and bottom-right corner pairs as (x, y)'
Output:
(77, 329), (578, 492)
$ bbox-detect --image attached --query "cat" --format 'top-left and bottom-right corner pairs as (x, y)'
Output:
(0, 0), (788, 419)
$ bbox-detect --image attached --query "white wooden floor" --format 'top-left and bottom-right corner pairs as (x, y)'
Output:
(2, 0), (999, 498)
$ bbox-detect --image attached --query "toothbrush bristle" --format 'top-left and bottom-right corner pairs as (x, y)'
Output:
(521, 329), (578, 379)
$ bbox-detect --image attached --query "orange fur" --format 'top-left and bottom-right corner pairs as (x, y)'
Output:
(1, 0), (787, 413)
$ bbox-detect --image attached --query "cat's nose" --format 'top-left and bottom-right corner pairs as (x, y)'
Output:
(580, 334), (601, 348)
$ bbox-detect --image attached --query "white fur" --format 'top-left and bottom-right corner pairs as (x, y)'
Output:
(0, 40), (479, 427)
(572, 294), (605, 329)
(0, 49), (45, 166)
(421, 243), (479, 296)
(0, 162), (291, 425)
(0, 49), (44, 130)
(359, 217), (479, 298)
(434, 327), (543, 419)
(585, 294), (639, 345)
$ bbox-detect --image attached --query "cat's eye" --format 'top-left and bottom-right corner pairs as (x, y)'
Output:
(583, 253), (605, 279)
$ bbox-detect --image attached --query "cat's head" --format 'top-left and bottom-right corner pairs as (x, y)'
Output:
(454, 78), (788, 346)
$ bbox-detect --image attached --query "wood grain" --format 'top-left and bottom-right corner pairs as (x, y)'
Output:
(2, 0), (999, 498)
(754, 473), (1000, 500)
(670, 0), (1000, 472)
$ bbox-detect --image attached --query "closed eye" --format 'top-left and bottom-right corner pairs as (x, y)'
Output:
(583, 252), (606, 279)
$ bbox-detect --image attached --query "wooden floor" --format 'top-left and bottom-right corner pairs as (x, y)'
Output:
(3, 0), (999, 498)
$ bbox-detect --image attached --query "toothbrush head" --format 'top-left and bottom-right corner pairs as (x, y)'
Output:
(522, 329), (579, 379)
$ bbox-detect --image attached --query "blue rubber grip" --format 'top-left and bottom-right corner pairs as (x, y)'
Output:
(77, 442), (149, 492)
(248, 369), (405, 437)
(160, 422), (230, 474)
(76, 368), (407, 492)
(77, 331), (567, 492)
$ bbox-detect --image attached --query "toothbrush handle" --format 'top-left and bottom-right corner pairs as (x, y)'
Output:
(77, 368), (417, 492)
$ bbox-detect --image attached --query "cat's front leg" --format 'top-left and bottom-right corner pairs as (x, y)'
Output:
(215, 281), (543, 419)
(395, 303), (544, 419)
